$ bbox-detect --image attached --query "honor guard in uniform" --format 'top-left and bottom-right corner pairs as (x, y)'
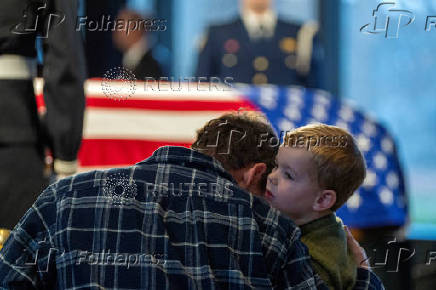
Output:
(0, 0), (86, 229)
(196, 0), (323, 88)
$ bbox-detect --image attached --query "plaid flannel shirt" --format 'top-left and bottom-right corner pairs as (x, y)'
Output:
(0, 146), (384, 289)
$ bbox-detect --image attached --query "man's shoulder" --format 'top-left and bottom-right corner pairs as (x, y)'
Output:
(251, 196), (301, 242)
(49, 161), (254, 209)
(47, 167), (133, 200)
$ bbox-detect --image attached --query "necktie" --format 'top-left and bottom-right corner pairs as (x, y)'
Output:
(258, 24), (266, 38)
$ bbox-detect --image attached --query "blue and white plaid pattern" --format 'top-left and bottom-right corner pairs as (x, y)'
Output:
(240, 85), (407, 228)
(0, 146), (383, 289)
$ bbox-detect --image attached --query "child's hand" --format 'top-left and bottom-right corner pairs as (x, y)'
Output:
(344, 226), (371, 270)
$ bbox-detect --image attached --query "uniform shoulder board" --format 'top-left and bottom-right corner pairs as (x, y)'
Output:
(197, 32), (209, 52)
(296, 21), (319, 75)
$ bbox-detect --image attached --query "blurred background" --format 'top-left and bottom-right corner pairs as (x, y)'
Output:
(67, 0), (436, 288)
(85, 0), (436, 239)
(1, 0), (435, 289)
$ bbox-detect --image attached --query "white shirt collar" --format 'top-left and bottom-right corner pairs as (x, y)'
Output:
(241, 8), (277, 39)
(122, 36), (149, 70)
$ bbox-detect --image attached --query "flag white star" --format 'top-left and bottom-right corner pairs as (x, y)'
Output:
(335, 120), (350, 131)
(374, 152), (387, 169)
(381, 137), (394, 154)
(259, 87), (278, 110)
(379, 187), (394, 205)
(363, 170), (377, 187)
(313, 90), (331, 106)
(347, 192), (361, 210)
(356, 134), (371, 152)
(312, 104), (327, 121)
(339, 105), (355, 122)
(386, 171), (399, 189)
(362, 121), (377, 136)
(287, 88), (304, 107)
(279, 119), (295, 132)
(284, 105), (301, 121)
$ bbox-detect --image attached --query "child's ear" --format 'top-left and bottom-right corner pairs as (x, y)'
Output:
(242, 163), (267, 189)
(313, 190), (336, 212)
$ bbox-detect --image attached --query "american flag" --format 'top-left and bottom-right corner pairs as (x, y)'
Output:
(34, 79), (407, 228)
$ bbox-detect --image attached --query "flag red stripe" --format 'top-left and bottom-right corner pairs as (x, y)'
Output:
(78, 139), (192, 167)
(35, 94), (255, 112)
(84, 97), (256, 111)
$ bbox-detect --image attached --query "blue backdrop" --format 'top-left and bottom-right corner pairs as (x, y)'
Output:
(340, 0), (436, 238)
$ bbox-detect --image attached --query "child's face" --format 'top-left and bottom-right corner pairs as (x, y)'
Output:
(265, 146), (321, 225)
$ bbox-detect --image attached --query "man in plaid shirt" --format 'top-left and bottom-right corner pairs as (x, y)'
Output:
(0, 112), (384, 289)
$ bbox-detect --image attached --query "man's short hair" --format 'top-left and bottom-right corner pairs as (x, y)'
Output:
(191, 111), (277, 190)
(284, 123), (366, 211)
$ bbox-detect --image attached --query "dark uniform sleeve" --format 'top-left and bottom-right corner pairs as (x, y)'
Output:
(305, 32), (325, 90)
(41, 0), (86, 175)
(195, 27), (218, 78)
(0, 186), (58, 289)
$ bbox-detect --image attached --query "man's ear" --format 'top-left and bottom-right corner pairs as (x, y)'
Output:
(313, 190), (337, 212)
(242, 163), (267, 189)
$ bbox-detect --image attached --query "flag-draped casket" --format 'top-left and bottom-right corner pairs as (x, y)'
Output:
(34, 79), (407, 229)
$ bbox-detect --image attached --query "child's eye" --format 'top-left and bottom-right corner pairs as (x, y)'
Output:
(285, 172), (294, 180)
